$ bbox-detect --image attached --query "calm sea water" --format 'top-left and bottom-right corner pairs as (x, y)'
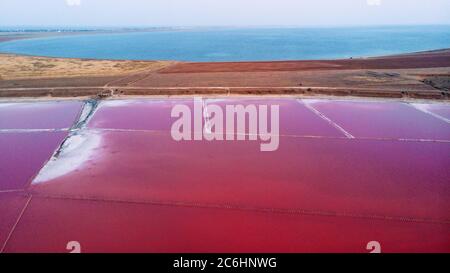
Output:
(1, 26), (449, 62)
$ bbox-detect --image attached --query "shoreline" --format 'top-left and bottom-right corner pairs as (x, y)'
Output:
(0, 33), (449, 100)
(0, 30), (450, 63)
(1, 47), (449, 70)
(1, 47), (449, 64)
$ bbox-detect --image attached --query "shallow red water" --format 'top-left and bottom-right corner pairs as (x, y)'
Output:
(30, 131), (450, 221)
(1, 98), (449, 253)
(0, 101), (83, 129)
(88, 99), (195, 131)
(304, 99), (450, 140)
(89, 98), (345, 137)
(412, 103), (450, 120)
(0, 193), (29, 250)
(0, 132), (67, 191)
(4, 196), (449, 253)
(205, 98), (344, 137)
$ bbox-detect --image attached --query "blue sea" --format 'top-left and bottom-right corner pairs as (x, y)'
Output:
(0, 26), (449, 62)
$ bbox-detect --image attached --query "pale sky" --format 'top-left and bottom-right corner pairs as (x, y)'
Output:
(1, 0), (449, 27)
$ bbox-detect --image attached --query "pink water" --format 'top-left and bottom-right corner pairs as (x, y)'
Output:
(0, 101), (83, 129)
(1, 98), (449, 253)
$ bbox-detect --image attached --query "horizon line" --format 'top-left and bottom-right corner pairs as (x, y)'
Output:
(1, 23), (450, 29)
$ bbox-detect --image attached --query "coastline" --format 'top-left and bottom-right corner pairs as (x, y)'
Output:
(0, 30), (449, 63)
(0, 32), (449, 100)
(0, 31), (98, 43)
(0, 27), (180, 43)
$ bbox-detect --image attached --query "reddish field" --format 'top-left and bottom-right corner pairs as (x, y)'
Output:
(0, 97), (449, 253)
(160, 50), (450, 73)
(1, 50), (449, 100)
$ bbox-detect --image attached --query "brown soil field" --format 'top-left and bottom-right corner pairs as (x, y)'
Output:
(0, 50), (449, 100)
(160, 49), (450, 73)
(0, 54), (175, 80)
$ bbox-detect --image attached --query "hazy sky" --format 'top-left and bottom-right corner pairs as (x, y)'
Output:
(1, 0), (449, 27)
